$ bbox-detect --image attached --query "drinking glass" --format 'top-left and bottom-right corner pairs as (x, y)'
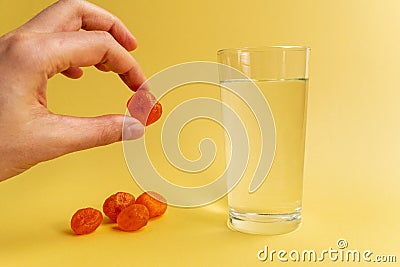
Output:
(218, 46), (310, 235)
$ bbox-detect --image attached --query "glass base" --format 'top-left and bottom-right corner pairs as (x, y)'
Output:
(228, 208), (301, 235)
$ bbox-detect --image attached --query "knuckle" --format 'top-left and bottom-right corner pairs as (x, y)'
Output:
(57, 0), (85, 18)
(5, 33), (30, 51)
(1, 33), (38, 63)
(58, 0), (82, 7)
(94, 30), (114, 43)
(108, 14), (119, 27)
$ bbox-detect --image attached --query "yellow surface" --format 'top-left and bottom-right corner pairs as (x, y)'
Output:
(1, 0), (399, 266)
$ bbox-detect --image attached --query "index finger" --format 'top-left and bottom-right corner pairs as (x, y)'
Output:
(45, 31), (147, 90)
(19, 0), (137, 51)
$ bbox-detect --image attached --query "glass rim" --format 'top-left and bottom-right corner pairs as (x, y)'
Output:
(217, 45), (310, 54)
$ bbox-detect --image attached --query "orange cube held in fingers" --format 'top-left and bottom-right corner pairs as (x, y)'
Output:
(102, 192), (136, 222)
(135, 191), (167, 218)
(70, 208), (103, 235)
(127, 90), (162, 126)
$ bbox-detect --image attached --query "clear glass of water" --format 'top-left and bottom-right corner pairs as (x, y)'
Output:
(218, 46), (310, 235)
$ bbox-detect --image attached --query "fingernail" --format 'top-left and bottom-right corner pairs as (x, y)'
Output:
(123, 117), (145, 140)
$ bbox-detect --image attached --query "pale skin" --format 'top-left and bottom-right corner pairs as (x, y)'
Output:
(0, 0), (147, 181)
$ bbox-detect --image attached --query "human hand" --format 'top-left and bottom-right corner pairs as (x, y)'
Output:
(0, 0), (146, 181)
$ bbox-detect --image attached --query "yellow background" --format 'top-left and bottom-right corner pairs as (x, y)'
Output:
(0, 0), (399, 266)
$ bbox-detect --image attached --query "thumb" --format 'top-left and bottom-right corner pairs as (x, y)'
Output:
(37, 114), (144, 160)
